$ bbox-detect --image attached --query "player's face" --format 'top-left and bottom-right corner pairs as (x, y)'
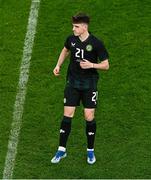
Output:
(72, 23), (87, 36)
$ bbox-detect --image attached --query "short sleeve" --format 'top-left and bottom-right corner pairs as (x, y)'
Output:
(64, 36), (71, 50)
(96, 40), (109, 61)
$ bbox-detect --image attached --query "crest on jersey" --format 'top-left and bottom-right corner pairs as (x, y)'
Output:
(86, 44), (93, 51)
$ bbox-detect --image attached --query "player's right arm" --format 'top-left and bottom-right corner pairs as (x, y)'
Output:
(53, 47), (70, 76)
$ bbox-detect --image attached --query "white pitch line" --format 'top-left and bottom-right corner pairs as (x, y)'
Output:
(2, 0), (40, 179)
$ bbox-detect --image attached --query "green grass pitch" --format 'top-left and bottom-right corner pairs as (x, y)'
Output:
(0, 0), (151, 178)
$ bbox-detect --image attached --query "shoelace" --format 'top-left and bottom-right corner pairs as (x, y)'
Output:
(88, 151), (94, 160)
(55, 151), (64, 159)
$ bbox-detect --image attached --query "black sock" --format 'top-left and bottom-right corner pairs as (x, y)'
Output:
(86, 120), (96, 149)
(59, 116), (72, 148)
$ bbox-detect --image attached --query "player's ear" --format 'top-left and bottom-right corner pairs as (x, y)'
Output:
(83, 23), (88, 29)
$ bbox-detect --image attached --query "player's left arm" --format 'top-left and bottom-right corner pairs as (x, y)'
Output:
(93, 59), (109, 70)
(80, 59), (109, 70)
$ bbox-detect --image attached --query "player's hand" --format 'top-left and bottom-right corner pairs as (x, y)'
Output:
(53, 65), (60, 76)
(80, 59), (93, 69)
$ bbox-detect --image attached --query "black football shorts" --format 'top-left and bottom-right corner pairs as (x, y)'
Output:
(64, 85), (98, 108)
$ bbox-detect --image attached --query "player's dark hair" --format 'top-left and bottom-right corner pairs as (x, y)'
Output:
(72, 13), (90, 24)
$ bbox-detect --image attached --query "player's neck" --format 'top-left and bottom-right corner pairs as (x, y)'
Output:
(79, 31), (89, 42)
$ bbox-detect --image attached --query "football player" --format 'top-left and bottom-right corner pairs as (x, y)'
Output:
(51, 12), (109, 164)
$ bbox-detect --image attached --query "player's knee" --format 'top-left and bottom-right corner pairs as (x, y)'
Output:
(64, 110), (75, 118)
(84, 112), (94, 121)
(64, 112), (74, 118)
(64, 106), (75, 118)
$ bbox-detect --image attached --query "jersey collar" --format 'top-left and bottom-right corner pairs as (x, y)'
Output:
(77, 33), (91, 43)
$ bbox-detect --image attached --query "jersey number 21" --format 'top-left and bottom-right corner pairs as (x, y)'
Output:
(75, 48), (84, 59)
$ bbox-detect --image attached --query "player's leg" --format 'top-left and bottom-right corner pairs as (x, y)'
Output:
(51, 106), (76, 164)
(51, 85), (80, 163)
(58, 106), (76, 151)
(59, 85), (80, 149)
(84, 108), (96, 164)
(82, 89), (98, 164)
(84, 108), (96, 151)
